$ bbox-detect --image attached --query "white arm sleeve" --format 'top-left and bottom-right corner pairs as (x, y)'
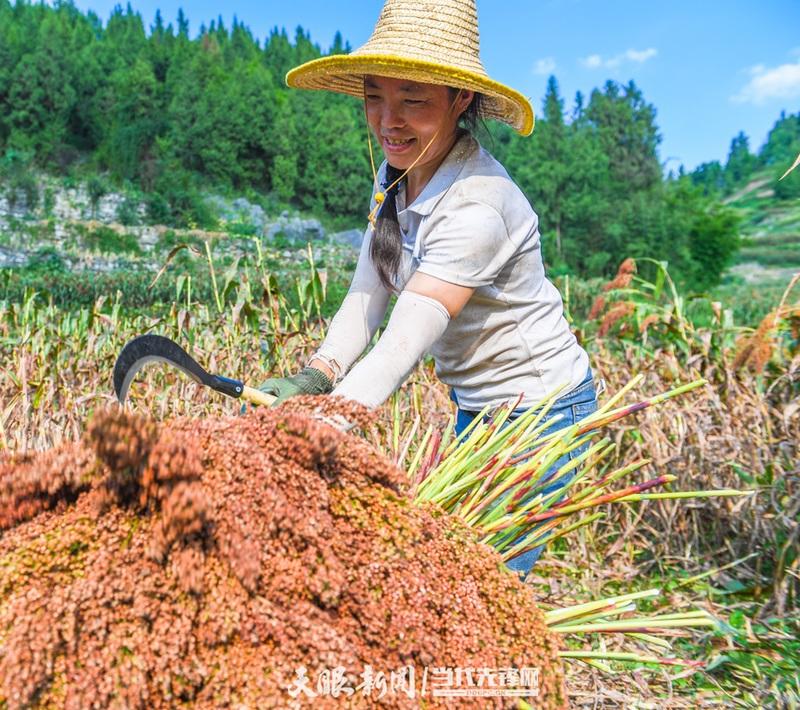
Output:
(314, 229), (391, 379)
(331, 290), (450, 409)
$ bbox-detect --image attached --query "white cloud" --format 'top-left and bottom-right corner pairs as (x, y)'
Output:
(732, 60), (800, 104)
(625, 48), (658, 63)
(580, 48), (657, 70)
(582, 54), (603, 69)
(533, 57), (557, 75)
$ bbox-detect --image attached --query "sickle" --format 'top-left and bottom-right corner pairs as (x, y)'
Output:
(113, 334), (275, 407)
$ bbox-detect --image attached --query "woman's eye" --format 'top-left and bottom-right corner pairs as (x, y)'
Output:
(405, 99), (425, 106)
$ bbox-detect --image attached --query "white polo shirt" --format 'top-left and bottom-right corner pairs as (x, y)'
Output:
(380, 132), (589, 411)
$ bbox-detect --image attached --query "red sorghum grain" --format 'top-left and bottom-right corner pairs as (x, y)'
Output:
(0, 401), (566, 709)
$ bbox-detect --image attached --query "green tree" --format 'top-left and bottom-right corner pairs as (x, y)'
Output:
(98, 57), (162, 182)
(270, 95), (299, 202)
(293, 92), (370, 218)
(176, 8), (189, 38)
(263, 28), (295, 84)
(228, 18), (260, 64)
(759, 111), (800, 168)
(584, 80), (662, 193)
(3, 11), (79, 158)
(329, 31), (350, 55)
(690, 160), (725, 196)
(724, 131), (756, 190)
(100, 4), (148, 72)
(687, 201), (740, 289)
(162, 40), (217, 176)
(192, 58), (276, 187)
(532, 76), (569, 263)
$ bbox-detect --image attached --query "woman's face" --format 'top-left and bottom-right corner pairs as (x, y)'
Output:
(364, 75), (473, 185)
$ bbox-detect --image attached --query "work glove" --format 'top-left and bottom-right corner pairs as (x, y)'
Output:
(257, 367), (333, 406)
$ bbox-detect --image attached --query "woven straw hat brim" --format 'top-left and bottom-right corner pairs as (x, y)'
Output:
(286, 54), (534, 136)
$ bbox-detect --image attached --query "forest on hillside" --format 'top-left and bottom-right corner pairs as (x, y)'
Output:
(1, 1), (799, 289)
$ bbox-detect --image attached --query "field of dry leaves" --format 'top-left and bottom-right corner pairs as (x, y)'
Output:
(1, 252), (797, 707)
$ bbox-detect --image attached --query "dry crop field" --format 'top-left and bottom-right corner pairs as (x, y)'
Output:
(0, 244), (798, 707)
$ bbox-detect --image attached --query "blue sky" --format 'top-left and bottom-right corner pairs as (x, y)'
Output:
(72, 0), (800, 172)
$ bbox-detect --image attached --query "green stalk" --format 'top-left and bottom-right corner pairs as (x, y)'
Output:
(204, 240), (223, 314)
(590, 372), (644, 414)
(676, 552), (759, 587)
(620, 610), (712, 621)
(559, 651), (704, 667)
(626, 632), (674, 649)
(391, 395), (401, 459)
(551, 610), (712, 631)
(437, 403), (493, 460)
(548, 604), (638, 628)
(552, 615), (717, 634)
(462, 445), (556, 525)
(619, 489), (753, 501)
(480, 452), (610, 541)
(472, 434), (603, 527)
(574, 378), (707, 436)
(396, 414), (420, 469)
(493, 517), (561, 556)
(406, 427), (431, 483)
(522, 474), (677, 523)
(566, 459), (650, 505)
(254, 236), (263, 269)
(418, 421), (527, 502)
(501, 511), (605, 559)
(415, 418), (496, 498)
(544, 589), (660, 625)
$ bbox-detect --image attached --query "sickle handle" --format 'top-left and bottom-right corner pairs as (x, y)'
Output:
(241, 385), (277, 407)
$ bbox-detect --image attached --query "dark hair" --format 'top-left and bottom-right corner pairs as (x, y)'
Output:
(455, 89), (484, 134)
(370, 91), (484, 291)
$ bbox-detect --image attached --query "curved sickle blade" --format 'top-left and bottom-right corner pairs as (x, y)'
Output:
(113, 334), (243, 404)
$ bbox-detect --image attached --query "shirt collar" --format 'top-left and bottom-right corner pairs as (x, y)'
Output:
(393, 132), (476, 217)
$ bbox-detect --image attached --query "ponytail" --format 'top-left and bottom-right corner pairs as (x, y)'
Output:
(369, 163), (405, 292)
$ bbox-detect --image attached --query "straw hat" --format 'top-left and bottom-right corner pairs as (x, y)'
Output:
(286, 0), (534, 136)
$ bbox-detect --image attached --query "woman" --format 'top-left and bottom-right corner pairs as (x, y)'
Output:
(259, 0), (597, 576)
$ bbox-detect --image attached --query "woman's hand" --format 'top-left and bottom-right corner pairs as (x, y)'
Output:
(257, 367), (333, 406)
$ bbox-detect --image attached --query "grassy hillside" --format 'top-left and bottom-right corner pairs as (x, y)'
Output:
(723, 169), (800, 284)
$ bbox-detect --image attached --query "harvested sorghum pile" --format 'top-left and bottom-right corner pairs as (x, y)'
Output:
(0, 399), (566, 709)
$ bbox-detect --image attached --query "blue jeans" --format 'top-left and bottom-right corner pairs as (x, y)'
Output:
(452, 368), (598, 577)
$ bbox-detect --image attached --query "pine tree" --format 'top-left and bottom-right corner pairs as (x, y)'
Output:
(759, 111), (800, 167)
(585, 80), (661, 193)
(293, 26), (320, 66)
(690, 160), (725, 196)
(263, 28), (295, 84)
(270, 96), (299, 201)
(559, 114), (612, 275)
(330, 31), (346, 55)
(176, 8), (189, 38)
(724, 131), (756, 190)
(535, 76), (568, 261)
(4, 12), (78, 159)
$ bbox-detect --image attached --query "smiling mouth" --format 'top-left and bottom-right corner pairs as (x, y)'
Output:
(383, 137), (415, 146)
